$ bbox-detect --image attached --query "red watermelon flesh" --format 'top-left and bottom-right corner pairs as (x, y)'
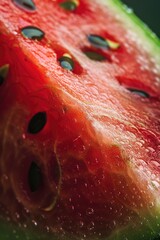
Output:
(0, 0), (160, 239)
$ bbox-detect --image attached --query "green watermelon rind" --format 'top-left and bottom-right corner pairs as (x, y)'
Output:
(0, 219), (52, 240)
(100, 0), (160, 65)
(107, 212), (160, 240)
(1, 212), (160, 240)
(99, 1), (160, 238)
(113, 0), (160, 46)
(1, 0), (160, 239)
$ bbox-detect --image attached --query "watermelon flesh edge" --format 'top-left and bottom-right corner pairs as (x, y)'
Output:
(103, 0), (160, 52)
(0, 0), (160, 239)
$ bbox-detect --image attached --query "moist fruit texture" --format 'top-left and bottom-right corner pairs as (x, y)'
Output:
(0, 0), (160, 239)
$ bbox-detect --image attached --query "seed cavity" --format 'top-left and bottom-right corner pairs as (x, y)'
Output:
(88, 34), (120, 50)
(43, 156), (61, 212)
(27, 112), (47, 134)
(0, 64), (9, 86)
(59, 0), (79, 11)
(83, 50), (106, 61)
(21, 26), (45, 40)
(12, 0), (36, 11)
(127, 88), (150, 98)
(58, 53), (74, 71)
(28, 162), (43, 192)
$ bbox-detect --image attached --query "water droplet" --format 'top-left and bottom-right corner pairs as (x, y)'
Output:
(32, 220), (38, 226)
(15, 212), (20, 219)
(88, 221), (95, 230)
(79, 221), (84, 227)
(149, 202), (155, 208)
(23, 223), (27, 228)
(123, 3), (134, 13)
(46, 226), (50, 232)
(6, 217), (11, 222)
(71, 205), (75, 210)
(21, 26), (45, 40)
(74, 178), (78, 184)
(22, 133), (26, 139)
(113, 220), (116, 226)
(2, 174), (9, 181)
(151, 180), (159, 189)
(86, 208), (94, 215)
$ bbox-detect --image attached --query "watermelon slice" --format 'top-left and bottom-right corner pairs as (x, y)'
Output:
(0, 0), (160, 239)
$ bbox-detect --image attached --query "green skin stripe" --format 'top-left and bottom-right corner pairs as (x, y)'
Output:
(1, 0), (160, 239)
(0, 213), (160, 240)
(100, 0), (160, 64)
(109, 0), (160, 47)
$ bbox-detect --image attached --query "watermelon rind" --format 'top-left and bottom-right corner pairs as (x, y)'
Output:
(100, 0), (160, 64)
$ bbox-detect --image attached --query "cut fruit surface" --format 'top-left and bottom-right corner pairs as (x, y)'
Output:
(0, 0), (160, 239)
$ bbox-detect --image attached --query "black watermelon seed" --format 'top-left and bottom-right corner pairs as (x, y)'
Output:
(60, 1), (77, 11)
(0, 64), (9, 86)
(27, 112), (47, 134)
(21, 26), (45, 40)
(59, 55), (74, 71)
(127, 88), (150, 98)
(28, 162), (43, 192)
(12, 0), (36, 11)
(88, 34), (109, 49)
(88, 34), (120, 50)
(83, 51), (106, 61)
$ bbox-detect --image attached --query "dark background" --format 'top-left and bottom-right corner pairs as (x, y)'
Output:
(122, 0), (160, 38)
